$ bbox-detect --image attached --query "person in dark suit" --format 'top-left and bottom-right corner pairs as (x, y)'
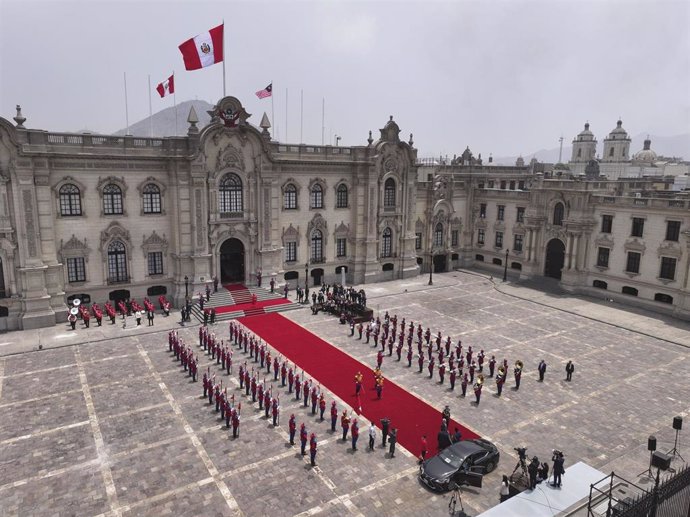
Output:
(565, 361), (575, 381)
(552, 451), (565, 487)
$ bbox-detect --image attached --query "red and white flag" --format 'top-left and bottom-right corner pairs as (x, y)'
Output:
(156, 74), (175, 98)
(255, 83), (272, 99)
(178, 23), (224, 71)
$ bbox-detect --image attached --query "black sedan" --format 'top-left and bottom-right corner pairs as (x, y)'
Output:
(419, 438), (500, 491)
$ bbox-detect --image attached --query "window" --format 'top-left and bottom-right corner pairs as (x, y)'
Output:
(147, 252), (163, 275)
(516, 207), (525, 223)
(219, 173), (243, 213)
(500, 181), (506, 190)
(107, 240), (128, 283)
(103, 184), (123, 215)
(336, 238), (347, 258)
(310, 184), (323, 209)
(509, 181), (515, 190)
(666, 221), (681, 242)
(597, 247), (610, 268)
(577, 148), (582, 158)
(654, 293), (673, 304)
(631, 217), (644, 238)
(497, 205), (505, 221)
(622, 286), (638, 296)
(601, 215), (613, 233)
(285, 242), (297, 262)
(518, 181), (525, 190)
(477, 229), (485, 245)
(625, 251), (641, 274)
(142, 183), (161, 214)
(493, 258), (502, 265)
(451, 230), (459, 247)
(475, 254), (484, 261)
(284, 184), (297, 209)
(609, 147), (614, 157)
(513, 234), (523, 252)
(336, 184), (348, 208)
(479, 204), (487, 218)
(415, 233), (422, 250)
(384, 178), (396, 208)
(434, 223), (443, 247)
(593, 280), (608, 289)
(495, 231), (503, 248)
(553, 202), (564, 226)
(59, 184), (82, 216)
(488, 181), (495, 189)
(660, 257), (677, 280)
(310, 230), (323, 262)
(478, 182), (484, 189)
(66, 257), (86, 283)
(381, 227), (392, 258)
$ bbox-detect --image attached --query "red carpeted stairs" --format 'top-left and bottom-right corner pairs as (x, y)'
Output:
(189, 284), (301, 322)
(239, 312), (479, 458)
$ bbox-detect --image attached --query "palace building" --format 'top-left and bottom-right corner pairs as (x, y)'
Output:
(0, 97), (689, 330)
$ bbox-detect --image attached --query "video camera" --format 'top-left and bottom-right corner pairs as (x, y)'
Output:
(514, 447), (528, 461)
(552, 449), (564, 460)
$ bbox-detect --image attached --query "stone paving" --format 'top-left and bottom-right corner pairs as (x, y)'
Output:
(0, 270), (688, 516)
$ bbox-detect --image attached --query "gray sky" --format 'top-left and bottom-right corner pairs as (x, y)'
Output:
(1, 0), (688, 158)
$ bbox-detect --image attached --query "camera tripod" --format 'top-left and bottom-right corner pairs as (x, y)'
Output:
(510, 458), (528, 482)
(448, 486), (464, 516)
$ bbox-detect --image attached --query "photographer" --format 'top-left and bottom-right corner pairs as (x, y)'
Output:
(551, 450), (565, 488)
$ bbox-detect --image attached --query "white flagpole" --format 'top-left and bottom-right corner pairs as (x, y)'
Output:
(147, 74), (153, 137)
(222, 20), (227, 97)
(124, 72), (130, 135)
(285, 88), (288, 143)
(270, 80), (275, 141)
(173, 71), (178, 136)
(300, 89), (303, 144)
(321, 97), (325, 146)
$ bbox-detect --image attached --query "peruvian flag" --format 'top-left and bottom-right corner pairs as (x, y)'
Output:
(178, 23), (224, 71)
(156, 74), (175, 98)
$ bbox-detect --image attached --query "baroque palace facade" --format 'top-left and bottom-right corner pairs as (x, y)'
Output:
(0, 97), (689, 330)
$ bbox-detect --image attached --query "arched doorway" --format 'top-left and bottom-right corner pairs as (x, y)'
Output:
(433, 254), (447, 273)
(544, 239), (565, 280)
(220, 238), (245, 283)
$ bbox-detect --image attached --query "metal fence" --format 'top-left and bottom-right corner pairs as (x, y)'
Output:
(587, 465), (690, 517)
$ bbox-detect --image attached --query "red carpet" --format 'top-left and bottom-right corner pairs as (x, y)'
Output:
(215, 298), (290, 314)
(224, 284), (248, 292)
(239, 312), (479, 458)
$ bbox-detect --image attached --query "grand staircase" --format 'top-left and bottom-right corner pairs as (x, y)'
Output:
(190, 284), (303, 322)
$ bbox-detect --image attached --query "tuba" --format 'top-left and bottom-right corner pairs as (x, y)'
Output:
(477, 374), (484, 386)
(496, 366), (505, 382)
(514, 360), (523, 375)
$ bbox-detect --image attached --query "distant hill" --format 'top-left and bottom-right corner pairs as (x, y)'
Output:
(494, 133), (690, 165)
(114, 100), (214, 137)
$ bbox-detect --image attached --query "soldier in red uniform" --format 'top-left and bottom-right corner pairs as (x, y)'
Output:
(295, 375), (302, 401)
(264, 388), (271, 418)
(428, 357), (435, 379)
(341, 410), (351, 441)
(251, 375), (258, 402)
(319, 394), (326, 421)
(273, 355), (280, 381)
(287, 367), (294, 393)
(288, 414), (297, 445)
(300, 423), (308, 455)
(309, 433), (318, 466)
(238, 363), (245, 389)
(496, 368), (505, 396)
(330, 401), (338, 432)
(231, 406), (241, 438)
(351, 419), (360, 451)
(449, 368), (457, 390)
(406, 347), (413, 368)
(474, 377), (483, 404)
(271, 395), (279, 425)
(280, 361), (288, 386)
(438, 362), (446, 384)
(469, 361), (476, 384)
(310, 385), (318, 415)
(461, 373), (468, 397)
(202, 370), (209, 398)
(477, 350), (485, 372)
(257, 382), (264, 409)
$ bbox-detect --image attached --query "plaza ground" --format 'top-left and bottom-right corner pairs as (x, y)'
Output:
(0, 270), (688, 516)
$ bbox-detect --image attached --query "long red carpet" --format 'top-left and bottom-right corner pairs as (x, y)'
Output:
(239, 312), (479, 457)
(215, 298), (290, 314)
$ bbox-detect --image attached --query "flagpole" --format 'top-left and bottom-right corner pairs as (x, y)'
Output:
(147, 75), (153, 137)
(285, 88), (288, 143)
(270, 79), (275, 142)
(321, 97), (325, 146)
(124, 72), (130, 136)
(222, 20), (227, 97)
(300, 89), (303, 144)
(173, 71), (178, 136)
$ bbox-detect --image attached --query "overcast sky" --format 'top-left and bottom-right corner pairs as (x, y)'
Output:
(1, 0), (688, 158)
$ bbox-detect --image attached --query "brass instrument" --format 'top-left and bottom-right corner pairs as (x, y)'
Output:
(477, 374), (484, 386)
(496, 366), (505, 382)
(514, 360), (523, 375)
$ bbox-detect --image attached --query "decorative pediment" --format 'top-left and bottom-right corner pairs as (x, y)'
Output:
(282, 223), (300, 245)
(334, 221), (350, 238)
(307, 213), (328, 236)
(52, 175), (86, 198)
(96, 175), (127, 195)
(595, 234), (615, 247)
(432, 209), (448, 226)
(545, 226), (567, 242)
(450, 217), (462, 230)
(59, 234), (91, 261)
(512, 223), (525, 235)
(658, 241), (682, 258)
(100, 221), (131, 252)
(433, 174), (450, 200)
(624, 238), (646, 253)
(281, 177), (301, 193)
(141, 230), (169, 257)
(493, 221), (505, 232)
(210, 96), (251, 128)
(308, 177), (327, 191)
(378, 216), (400, 234)
(415, 218), (425, 233)
(216, 145), (245, 172)
(136, 176), (167, 195)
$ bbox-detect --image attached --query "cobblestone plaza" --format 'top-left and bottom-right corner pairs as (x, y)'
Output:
(1, 271), (688, 516)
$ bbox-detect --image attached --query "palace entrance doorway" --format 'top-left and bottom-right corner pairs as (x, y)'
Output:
(544, 238), (565, 280)
(220, 238), (245, 283)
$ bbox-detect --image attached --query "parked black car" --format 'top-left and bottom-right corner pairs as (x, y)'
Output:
(419, 438), (499, 491)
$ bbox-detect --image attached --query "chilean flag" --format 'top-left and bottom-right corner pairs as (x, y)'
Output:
(156, 74), (175, 98)
(178, 24), (224, 71)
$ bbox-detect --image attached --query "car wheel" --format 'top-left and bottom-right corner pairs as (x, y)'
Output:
(484, 461), (495, 473)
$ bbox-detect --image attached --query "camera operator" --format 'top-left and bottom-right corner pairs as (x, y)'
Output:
(551, 450), (565, 488)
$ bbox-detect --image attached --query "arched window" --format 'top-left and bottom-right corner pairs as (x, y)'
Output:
(284, 183), (297, 209)
(59, 184), (82, 216)
(310, 230), (323, 262)
(622, 286), (638, 296)
(336, 184), (348, 208)
(103, 184), (123, 215)
(593, 280), (608, 289)
(219, 173), (243, 213)
(384, 178), (396, 208)
(553, 202), (564, 226)
(654, 293), (673, 304)
(434, 223), (443, 247)
(310, 184), (323, 209)
(577, 148), (582, 158)
(382, 227), (392, 258)
(107, 240), (128, 283)
(142, 183), (161, 214)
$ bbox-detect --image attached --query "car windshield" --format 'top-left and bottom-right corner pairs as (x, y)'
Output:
(438, 448), (464, 468)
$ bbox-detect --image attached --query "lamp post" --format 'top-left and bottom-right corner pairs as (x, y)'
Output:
(428, 249), (434, 286)
(503, 248), (509, 282)
(305, 263), (309, 290)
(184, 275), (189, 299)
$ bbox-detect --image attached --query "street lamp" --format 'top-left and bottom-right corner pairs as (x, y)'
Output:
(503, 249), (510, 282)
(305, 263), (309, 290)
(184, 275), (189, 299)
(428, 249), (434, 286)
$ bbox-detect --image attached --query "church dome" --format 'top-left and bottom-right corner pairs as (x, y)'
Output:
(577, 122), (594, 140)
(633, 137), (658, 163)
(609, 119), (628, 137)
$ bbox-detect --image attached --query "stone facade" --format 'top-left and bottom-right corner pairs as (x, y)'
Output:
(1, 98), (690, 330)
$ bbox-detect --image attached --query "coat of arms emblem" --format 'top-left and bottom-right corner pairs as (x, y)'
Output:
(200, 42), (211, 54)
